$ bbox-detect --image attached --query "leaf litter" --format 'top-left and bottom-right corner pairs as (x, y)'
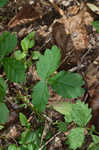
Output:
(0, 0), (99, 149)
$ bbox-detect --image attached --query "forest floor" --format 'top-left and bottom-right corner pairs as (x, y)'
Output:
(0, 0), (99, 149)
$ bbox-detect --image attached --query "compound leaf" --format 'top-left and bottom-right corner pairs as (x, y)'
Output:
(0, 77), (7, 102)
(3, 58), (26, 83)
(0, 102), (9, 124)
(67, 127), (85, 150)
(71, 100), (92, 127)
(0, 32), (17, 60)
(37, 45), (61, 80)
(32, 80), (49, 112)
(48, 71), (85, 98)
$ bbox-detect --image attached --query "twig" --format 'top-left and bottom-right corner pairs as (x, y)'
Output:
(39, 131), (61, 150)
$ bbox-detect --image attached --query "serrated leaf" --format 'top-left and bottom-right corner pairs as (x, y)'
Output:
(67, 127), (85, 150)
(0, 0), (7, 7)
(71, 100), (92, 127)
(37, 45), (61, 80)
(3, 58), (26, 83)
(21, 32), (35, 52)
(0, 77), (7, 102)
(92, 21), (99, 33)
(0, 32), (17, 60)
(0, 103), (9, 124)
(92, 135), (99, 144)
(32, 80), (49, 112)
(48, 71), (85, 98)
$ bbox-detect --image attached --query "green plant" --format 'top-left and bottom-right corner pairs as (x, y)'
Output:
(7, 113), (46, 150)
(52, 100), (99, 150)
(14, 31), (35, 67)
(92, 21), (99, 33)
(32, 45), (85, 112)
(0, 31), (35, 124)
(0, 0), (7, 7)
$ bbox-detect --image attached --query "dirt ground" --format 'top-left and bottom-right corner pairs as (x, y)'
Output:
(0, 0), (99, 149)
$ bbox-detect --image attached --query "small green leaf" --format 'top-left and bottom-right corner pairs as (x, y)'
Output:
(0, 77), (7, 102)
(67, 127), (85, 150)
(37, 45), (61, 80)
(92, 21), (99, 33)
(3, 58), (26, 83)
(0, 32), (17, 60)
(32, 80), (49, 112)
(0, 0), (7, 7)
(0, 103), (9, 124)
(88, 143), (99, 150)
(0, 125), (4, 130)
(48, 71), (85, 98)
(71, 100), (92, 127)
(19, 113), (30, 127)
(8, 144), (17, 150)
(20, 129), (39, 145)
(92, 135), (99, 144)
(57, 122), (67, 132)
(14, 50), (26, 60)
(31, 51), (41, 60)
(21, 32), (35, 52)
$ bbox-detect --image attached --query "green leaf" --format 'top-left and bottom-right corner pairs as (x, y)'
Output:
(37, 45), (61, 80)
(92, 135), (99, 144)
(31, 51), (41, 60)
(0, 77), (7, 102)
(0, 125), (4, 130)
(92, 21), (99, 33)
(0, 0), (7, 7)
(71, 100), (92, 127)
(19, 113), (30, 128)
(20, 129), (40, 146)
(52, 101), (72, 116)
(88, 143), (99, 150)
(32, 80), (49, 112)
(21, 32), (35, 52)
(67, 127), (85, 150)
(0, 103), (9, 124)
(57, 122), (67, 132)
(48, 71), (85, 98)
(0, 32), (17, 60)
(3, 58), (26, 83)
(14, 50), (26, 60)
(8, 144), (17, 150)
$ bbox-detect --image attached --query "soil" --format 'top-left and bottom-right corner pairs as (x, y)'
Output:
(0, 0), (99, 149)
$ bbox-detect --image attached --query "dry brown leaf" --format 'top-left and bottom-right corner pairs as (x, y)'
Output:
(8, 3), (43, 29)
(52, 3), (94, 69)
